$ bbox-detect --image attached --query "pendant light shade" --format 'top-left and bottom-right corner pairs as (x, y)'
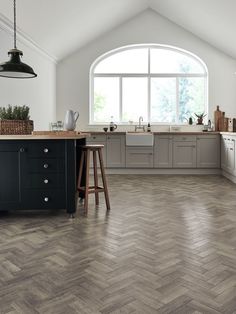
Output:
(0, 0), (37, 79)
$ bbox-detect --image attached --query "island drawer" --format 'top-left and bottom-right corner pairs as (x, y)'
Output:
(22, 189), (66, 209)
(23, 173), (65, 188)
(26, 141), (65, 158)
(26, 158), (65, 173)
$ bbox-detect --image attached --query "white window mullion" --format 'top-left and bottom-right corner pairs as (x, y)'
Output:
(148, 48), (151, 122)
(119, 77), (123, 123)
(176, 77), (179, 124)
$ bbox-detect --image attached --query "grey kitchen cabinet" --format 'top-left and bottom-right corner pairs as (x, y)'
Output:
(107, 135), (125, 168)
(86, 134), (107, 167)
(126, 147), (153, 168)
(173, 136), (196, 168)
(154, 135), (173, 168)
(221, 135), (235, 174)
(196, 135), (220, 168)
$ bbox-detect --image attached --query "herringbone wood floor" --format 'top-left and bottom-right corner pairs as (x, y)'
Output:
(1, 175), (236, 313)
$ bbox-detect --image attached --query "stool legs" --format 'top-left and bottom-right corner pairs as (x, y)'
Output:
(77, 146), (110, 214)
(93, 150), (99, 206)
(98, 149), (110, 210)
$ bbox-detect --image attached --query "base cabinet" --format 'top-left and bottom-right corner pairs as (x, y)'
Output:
(154, 135), (172, 168)
(0, 139), (84, 213)
(107, 135), (125, 168)
(0, 143), (22, 209)
(221, 136), (235, 174)
(126, 147), (153, 168)
(197, 135), (220, 168)
(173, 136), (196, 168)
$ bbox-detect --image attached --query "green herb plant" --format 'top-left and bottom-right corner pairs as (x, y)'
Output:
(0, 105), (30, 120)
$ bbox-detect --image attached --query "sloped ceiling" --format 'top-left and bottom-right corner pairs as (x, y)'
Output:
(0, 0), (235, 62)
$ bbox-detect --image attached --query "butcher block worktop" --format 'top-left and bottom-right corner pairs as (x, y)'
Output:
(0, 132), (90, 140)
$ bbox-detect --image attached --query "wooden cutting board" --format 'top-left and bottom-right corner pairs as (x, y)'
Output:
(214, 105), (222, 131)
(32, 131), (79, 136)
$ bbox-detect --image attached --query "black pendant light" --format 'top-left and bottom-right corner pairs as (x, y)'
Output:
(0, 0), (37, 78)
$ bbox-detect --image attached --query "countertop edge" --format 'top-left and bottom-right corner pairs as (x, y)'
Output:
(0, 134), (90, 140)
(86, 131), (221, 135)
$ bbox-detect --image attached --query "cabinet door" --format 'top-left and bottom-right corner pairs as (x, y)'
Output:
(107, 135), (125, 168)
(154, 135), (172, 168)
(196, 135), (220, 168)
(221, 137), (228, 171)
(0, 142), (23, 210)
(126, 147), (153, 168)
(227, 141), (235, 173)
(173, 142), (196, 168)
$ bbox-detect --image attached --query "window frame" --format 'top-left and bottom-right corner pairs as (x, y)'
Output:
(90, 44), (208, 125)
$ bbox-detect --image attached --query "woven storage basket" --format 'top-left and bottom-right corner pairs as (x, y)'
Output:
(0, 120), (34, 135)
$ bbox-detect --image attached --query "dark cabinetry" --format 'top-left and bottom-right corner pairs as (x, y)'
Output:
(0, 139), (83, 213)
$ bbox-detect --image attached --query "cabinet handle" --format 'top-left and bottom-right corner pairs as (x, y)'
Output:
(230, 148), (233, 151)
(19, 147), (25, 153)
(232, 139), (235, 142)
(43, 148), (49, 153)
(93, 136), (96, 139)
(44, 179), (49, 184)
(44, 197), (49, 202)
(43, 163), (49, 169)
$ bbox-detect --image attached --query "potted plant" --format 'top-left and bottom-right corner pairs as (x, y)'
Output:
(0, 105), (34, 134)
(194, 112), (206, 125)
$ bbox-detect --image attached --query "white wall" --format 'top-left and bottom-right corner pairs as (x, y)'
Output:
(57, 9), (236, 131)
(0, 26), (56, 130)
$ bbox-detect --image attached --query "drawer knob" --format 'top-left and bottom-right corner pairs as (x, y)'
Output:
(44, 179), (49, 184)
(44, 197), (49, 202)
(44, 148), (49, 153)
(43, 163), (49, 169)
(19, 147), (25, 153)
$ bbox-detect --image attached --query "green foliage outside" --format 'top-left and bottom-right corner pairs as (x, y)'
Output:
(0, 105), (30, 120)
(94, 92), (106, 122)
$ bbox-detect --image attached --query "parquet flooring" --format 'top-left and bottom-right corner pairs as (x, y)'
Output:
(1, 175), (236, 313)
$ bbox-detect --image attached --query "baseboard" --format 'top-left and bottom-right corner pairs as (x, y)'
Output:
(104, 168), (221, 175)
(221, 170), (236, 183)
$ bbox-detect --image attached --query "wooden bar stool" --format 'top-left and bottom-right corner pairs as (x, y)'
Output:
(77, 144), (110, 214)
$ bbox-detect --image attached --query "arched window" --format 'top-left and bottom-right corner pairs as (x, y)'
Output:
(90, 44), (207, 124)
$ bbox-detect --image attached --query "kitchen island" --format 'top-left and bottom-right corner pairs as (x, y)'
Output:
(0, 134), (89, 215)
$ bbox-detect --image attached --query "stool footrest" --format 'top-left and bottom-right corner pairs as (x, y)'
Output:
(78, 186), (105, 194)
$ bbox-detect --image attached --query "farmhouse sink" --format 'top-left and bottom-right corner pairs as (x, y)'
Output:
(126, 132), (154, 146)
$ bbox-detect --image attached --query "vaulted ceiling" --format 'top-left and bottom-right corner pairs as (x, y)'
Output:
(0, 0), (235, 62)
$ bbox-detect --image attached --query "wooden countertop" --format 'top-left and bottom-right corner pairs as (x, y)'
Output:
(0, 133), (90, 140)
(86, 131), (220, 135)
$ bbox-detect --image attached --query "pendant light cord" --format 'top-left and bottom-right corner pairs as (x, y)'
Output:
(13, 0), (16, 49)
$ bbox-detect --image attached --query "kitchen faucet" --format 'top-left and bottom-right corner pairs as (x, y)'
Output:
(135, 116), (145, 132)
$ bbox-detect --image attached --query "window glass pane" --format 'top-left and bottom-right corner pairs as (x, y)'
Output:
(93, 77), (119, 122)
(95, 48), (148, 74)
(150, 49), (204, 74)
(122, 78), (148, 122)
(151, 78), (176, 123)
(179, 77), (205, 123)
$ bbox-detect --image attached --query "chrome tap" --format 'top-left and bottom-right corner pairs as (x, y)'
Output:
(135, 116), (145, 132)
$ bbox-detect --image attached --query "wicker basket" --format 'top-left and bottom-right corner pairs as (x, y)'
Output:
(0, 120), (34, 135)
